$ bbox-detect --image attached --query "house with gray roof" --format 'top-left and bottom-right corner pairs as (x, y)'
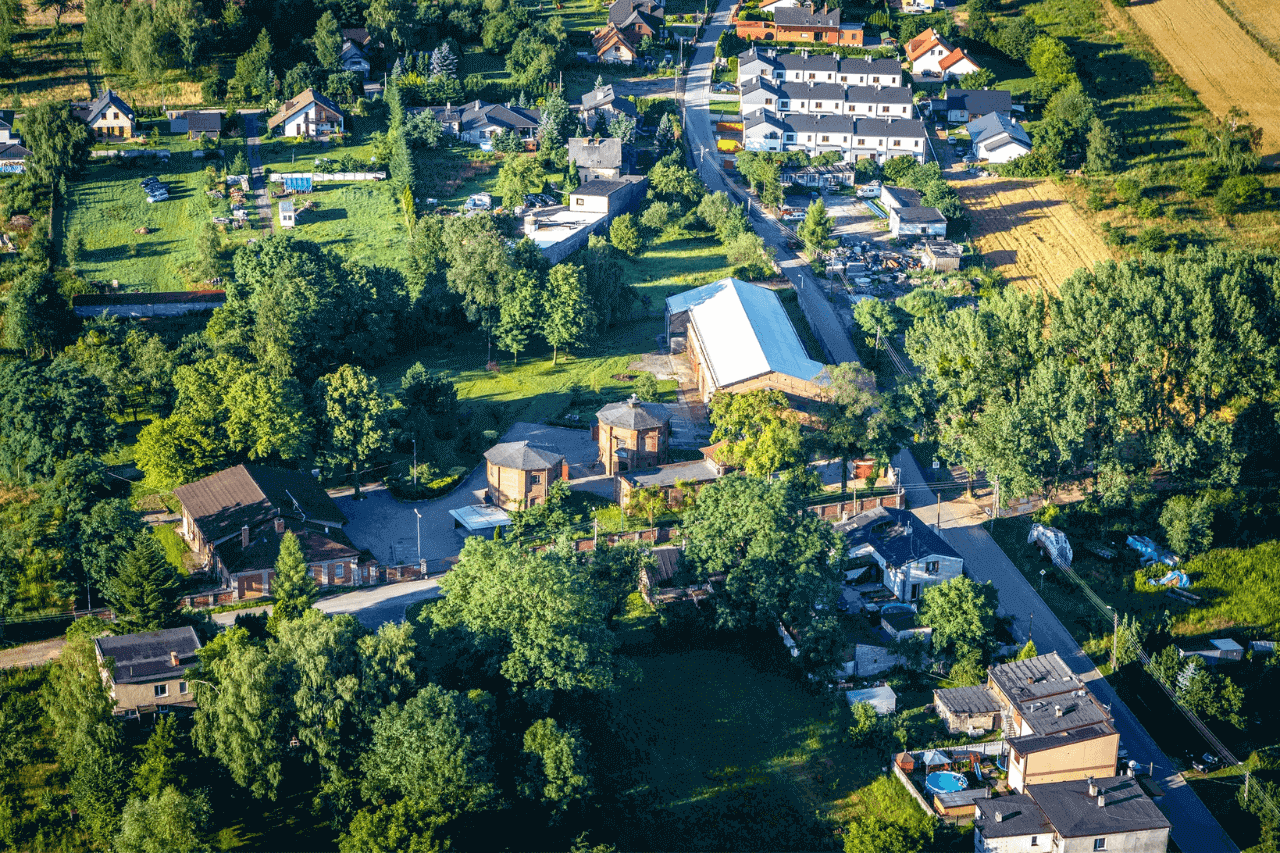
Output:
(975, 776), (1170, 853)
(578, 85), (639, 133)
(879, 185), (946, 238)
(596, 394), (672, 475)
(72, 89), (136, 140)
(420, 100), (541, 150)
(740, 78), (914, 120)
(665, 277), (831, 405)
(929, 88), (1013, 124)
(967, 111), (1032, 164)
(835, 506), (962, 603)
(484, 441), (568, 510)
(743, 112), (926, 163)
(94, 627), (202, 716)
(737, 48), (903, 89)
(568, 137), (625, 181)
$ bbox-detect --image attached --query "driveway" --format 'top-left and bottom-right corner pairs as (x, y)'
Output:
(681, 7), (861, 368)
(337, 422), (601, 565)
(244, 113), (274, 234)
(893, 448), (1239, 853)
(209, 577), (444, 631)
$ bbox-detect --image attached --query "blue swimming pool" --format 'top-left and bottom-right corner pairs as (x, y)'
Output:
(881, 603), (915, 615)
(925, 771), (969, 795)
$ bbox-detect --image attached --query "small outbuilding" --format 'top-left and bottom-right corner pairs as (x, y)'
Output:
(920, 239), (962, 272)
(448, 504), (512, 539)
(483, 441), (568, 510)
(845, 684), (897, 715)
(279, 200), (296, 228)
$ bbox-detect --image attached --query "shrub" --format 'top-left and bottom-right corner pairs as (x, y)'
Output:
(1214, 175), (1265, 215)
(1114, 177), (1142, 207)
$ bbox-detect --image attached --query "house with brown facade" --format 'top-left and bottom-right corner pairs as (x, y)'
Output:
(665, 277), (831, 405)
(93, 627), (201, 717)
(934, 652), (1120, 794)
(594, 394), (672, 475)
(735, 3), (865, 46)
(484, 441), (568, 509)
(72, 89), (136, 141)
(174, 464), (373, 599)
(615, 444), (729, 508)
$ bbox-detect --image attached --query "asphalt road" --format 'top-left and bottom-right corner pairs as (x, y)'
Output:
(893, 448), (1239, 853)
(681, 6), (861, 367)
(211, 577), (443, 632)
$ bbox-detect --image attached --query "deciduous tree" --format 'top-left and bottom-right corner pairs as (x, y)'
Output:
(708, 389), (805, 476)
(543, 263), (591, 364)
(16, 101), (91, 185)
(314, 365), (392, 492)
(114, 787), (210, 853)
(609, 212), (642, 256)
(312, 11), (343, 69)
(919, 576), (999, 657)
(520, 717), (592, 814)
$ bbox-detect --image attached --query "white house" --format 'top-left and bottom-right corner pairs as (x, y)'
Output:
(266, 88), (345, 138)
(419, 100), (541, 149)
(967, 112), (1033, 163)
(974, 777), (1170, 853)
(880, 186), (947, 238)
(740, 78), (914, 120)
(737, 47), (903, 89)
(905, 28), (982, 81)
(834, 507), (962, 602)
(744, 113), (927, 163)
(339, 40), (371, 78)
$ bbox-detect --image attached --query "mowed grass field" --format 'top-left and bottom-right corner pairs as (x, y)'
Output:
(956, 178), (1112, 294)
(1120, 0), (1280, 159)
(269, 183), (408, 269)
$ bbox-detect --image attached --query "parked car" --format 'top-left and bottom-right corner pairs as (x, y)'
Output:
(146, 193), (167, 203)
(856, 183), (881, 199)
(781, 208), (805, 221)
(1192, 753), (1220, 773)
(140, 176), (161, 187)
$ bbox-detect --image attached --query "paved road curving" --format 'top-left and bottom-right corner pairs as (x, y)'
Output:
(681, 4), (860, 367)
(893, 448), (1239, 853)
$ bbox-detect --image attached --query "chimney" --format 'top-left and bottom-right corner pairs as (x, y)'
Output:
(1054, 704), (1063, 718)
(994, 810), (1004, 823)
(1026, 676), (1034, 684)
(628, 393), (640, 407)
(169, 651), (180, 667)
(1097, 793), (1106, 808)
(241, 525), (250, 548)
(275, 516), (285, 534)
(1087, 777), (1098, 796)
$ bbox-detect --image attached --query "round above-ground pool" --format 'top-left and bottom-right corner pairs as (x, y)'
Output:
(881, 603), (915, 615)
(925, 771), (969, 796)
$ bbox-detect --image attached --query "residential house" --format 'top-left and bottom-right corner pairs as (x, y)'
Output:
(568, 175), (648, 216)
(339, 39), (372, 78)
(421, 100), (541, 149)
(0, 142), (30, 173)
(484, 441), (568, 509)
(967, 112), (1032, 163)
(921, 239), (962, 271)
(835, 506), (962, 603)
(665, 277), (831, 405)
(735, 3), (866, 47)
(267, 88), (345, 138)
(759, 0), (802, 9)
(743, 113), (927, 163)
(616, 446), (729, 508)
(568, 137), (625, 181)
(173, 464), (372, 598)
(593, 24), (640, 64)
(781, 162), (858, 189)
(341, 27), (375, 49)
(880, 185), (946, 237)
(579, 85), (639, 132)
(737, 48), (903, 88)
(1177, 637), (1245, 665)
(608, 0), (664, 27)
(934, 653), (1121, 793)
(905, 28), (982, 81)
(0, 110), (20, 144)
(929, 88), (1012, 123)
(595, 394), (672, 475)
(72, 89), (136, 140)
(974, 776), (1171, 853)
(168, 110), (223, 140)
(93, 627), (202, 716)
(740, 78), (915, 120)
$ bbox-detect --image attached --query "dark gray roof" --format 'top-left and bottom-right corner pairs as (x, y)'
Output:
(967, 112), (1031, 148)
(174, 465), (347, 545)
(0, 143), (30, 161)
(882, 609), (922, 632)
(935, 685), (1002, 715)
(95, 627), (201, 685)
(182, 111), (222, 132)
(568, 137), (624, 170)
(774, 5), (841, 28)
(881, 186), (923, 208)
(483, 440), (564, 470)
(0, 110), (14, 131)
(1027, 776), (1171, 838)
(597, 396), (671, 430)
(648, 546), (682, 585)
(608, 0), (663, 26)
(744, 78), (913, 105)
(935, 787), (990, 808)
(738, 48), (901, 80)
(625, 458), (721, 488)
(897, 206), (947, 224)
(1010, 723), (1115, 756)
(748, 112), (925, 139)
(941, 88), (1013, 116)
(1016, 690), (1112, 736)
(573, 178), (630, 197)
(974, 795), (1052, 839)
(988, 653), (1084, 704)
(427, 100), (540, 133)
(834, 507), (962, 567)
(75, 89), (134, 125)
(922, 239), (962, 257)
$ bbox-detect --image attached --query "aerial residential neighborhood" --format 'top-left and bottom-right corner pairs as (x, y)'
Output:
(0, 0), (1276, 847)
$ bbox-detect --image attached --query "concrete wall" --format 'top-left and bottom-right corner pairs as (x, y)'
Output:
(1058, 828), (1168, 853)
(1009, 731), (1120, 793)
(111, 676), (192, 713)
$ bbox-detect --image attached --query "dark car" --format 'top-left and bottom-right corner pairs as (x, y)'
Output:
(1192, 753), (1220, 773)
(141, 177), (161, 187)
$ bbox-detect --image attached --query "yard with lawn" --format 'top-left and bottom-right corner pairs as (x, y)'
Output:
(411, 142), (502, 207)
(269, 182), (408, 269)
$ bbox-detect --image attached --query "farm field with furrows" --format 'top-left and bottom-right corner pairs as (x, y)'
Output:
(1218, 0), (1280, 63)
(956, 178), (1111, 294)
(1122, 0), (1280, 159)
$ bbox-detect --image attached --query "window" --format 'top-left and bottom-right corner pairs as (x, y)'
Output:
(926, 561), (940, 575)
(821, 135), (829, 143)
(1093, 840), (1106, 851)
(779, 100), (790, 110)
(575, 197), (584, 205)
(335, 563), (345, 579)
(530, 472), (542, 485)
(813, 102), (822, 109)
(881, 106), (889, 113)
(808, 73), (816, 80)
(1030, 837), (1038, 847)
(872, 76), (880, 83)
(784, 133), (796, 142)
(857, 138), (866, 146)
(179, 681), (189, 695)
(154, 684), (168, 698)
(910, 583), (922, 600)
(915, 140), (921, 147)
(893, 140), (901, 146)
(765, 97), (773, 105)
(112, 111), (119, 120)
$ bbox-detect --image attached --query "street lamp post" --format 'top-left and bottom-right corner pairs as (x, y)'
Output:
(412, 438), (417, 485)
(413, 508), (422, 564)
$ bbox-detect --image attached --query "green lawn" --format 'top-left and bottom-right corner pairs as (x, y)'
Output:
(709, 99), (741, 116)
(411, 142), (502, 207)
(63, 145), (256, 291)
(254, 114), (385, 176)
(269, 182), (408, 269)
(777, 288), (826, 363)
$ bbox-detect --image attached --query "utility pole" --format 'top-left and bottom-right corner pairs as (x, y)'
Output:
(992, 476), (999, 526)
(413, 508), (422, 564)
(1112, 610), (1119, 671)
(412, 438), (417, 485)
(936, 492), (941, 531)
(1028, 611), (1034, 644)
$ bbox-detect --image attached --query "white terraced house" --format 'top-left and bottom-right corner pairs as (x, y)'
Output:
(737, 47), (903, 89)
(740, 78), (914, 119)
(744, 113), (927, 163)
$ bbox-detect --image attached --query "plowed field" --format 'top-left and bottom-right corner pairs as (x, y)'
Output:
(1124, 0), (1280, 158)
(1220, 0), (1280, 61)
(957, 178), (1111, 294)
